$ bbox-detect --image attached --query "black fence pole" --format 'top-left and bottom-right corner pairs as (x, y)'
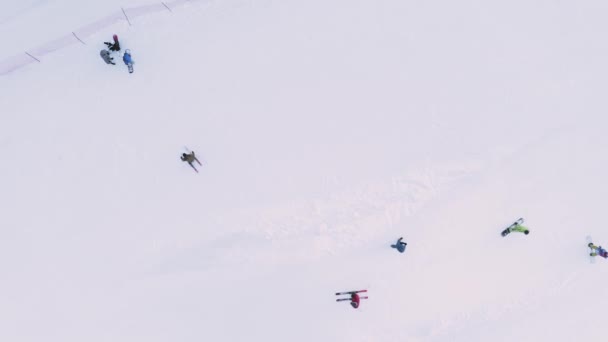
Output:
(161, 2), (173, 12)
(121, 7), (132, 26)
(72, 32), (86, 45)
(25, 52), (41, 62)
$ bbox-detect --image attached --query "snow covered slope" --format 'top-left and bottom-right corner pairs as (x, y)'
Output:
(0, 0), (159, 58)
(1, 0), (607, 341)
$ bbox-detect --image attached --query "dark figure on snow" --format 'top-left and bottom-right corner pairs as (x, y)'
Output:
(350, 292), (361, 309)
(104, 34), (121, 52)
(391, 237), (407, 253)
(99, 49), (115, 65)
(181, 151), (202, 172)
(589, 243), (608, 258)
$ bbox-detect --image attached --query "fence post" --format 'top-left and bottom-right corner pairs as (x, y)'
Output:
(161, 2), (173, 12)
(72, 32), (86, 45)
(121, 7), (132, 26)
(25, 52), (41, 62)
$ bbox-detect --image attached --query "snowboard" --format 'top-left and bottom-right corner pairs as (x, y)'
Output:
(501, 218), (524, 237)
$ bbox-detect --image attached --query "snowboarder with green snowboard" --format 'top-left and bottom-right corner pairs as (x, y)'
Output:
(501, 218), (529, 236)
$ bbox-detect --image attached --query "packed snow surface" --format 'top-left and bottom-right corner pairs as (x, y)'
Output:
(2, 0), (608, 341)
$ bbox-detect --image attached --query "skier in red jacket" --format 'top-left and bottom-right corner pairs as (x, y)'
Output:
(336, 289), (367, 308)
(350, 292), (361, 309)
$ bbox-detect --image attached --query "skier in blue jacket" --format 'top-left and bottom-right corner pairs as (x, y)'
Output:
(123, 49), (134, 73)
(391, 237), (407, 253)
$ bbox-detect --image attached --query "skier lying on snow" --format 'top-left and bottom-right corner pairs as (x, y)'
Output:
(335, 290), (367, 308)
(350, 293), (361, 309)
(391, 237), (407, 253)
(181, 151), (202, 172)
(588, 243), (608, 258)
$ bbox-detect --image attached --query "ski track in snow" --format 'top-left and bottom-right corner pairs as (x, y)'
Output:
(150, 161), (484, 274)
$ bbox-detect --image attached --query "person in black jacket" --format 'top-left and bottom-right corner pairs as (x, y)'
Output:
(181, 151), (202, 172)
(104, 34), (121, 52)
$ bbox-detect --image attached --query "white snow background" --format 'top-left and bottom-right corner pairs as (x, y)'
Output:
(1, 0), (608, 341)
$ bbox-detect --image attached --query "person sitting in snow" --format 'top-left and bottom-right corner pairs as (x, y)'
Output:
(99, 49), (115, 65)
(391, 237), (407, 253)
(104, 34), (121, 52)
(589, 243), (608, 258)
